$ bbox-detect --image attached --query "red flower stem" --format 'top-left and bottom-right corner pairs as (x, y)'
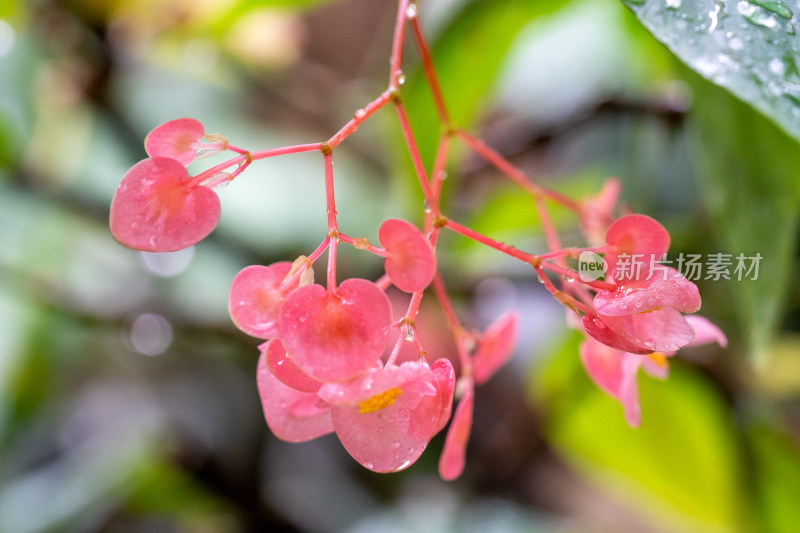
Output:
(432, 272), (472, 374)
(250, 143), (323, 160)
(430, 133), (451, 201)
(443, 218), (537, 264)
(538, 245), (608, 261)
(534, 265), (595, 315)
(388, 0), (411, 91)
(323, 150), (339, 292)
(226, 144), (249, 155)
(188, 143), (323, 187)
(326, 91), (393, 150)
(375, 273), (392, 291)
(534, 195), (562, 254)
(454, 129), (582, 214)
(307, 237), (330, 264)
(337, 232), (388, 257)
(540, 260), (617, 292)
(385, 333), (406, 366)
(408, 15), (450, 125)
(394, 100), (438, 213)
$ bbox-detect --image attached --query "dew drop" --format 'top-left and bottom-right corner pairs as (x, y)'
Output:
(666, 0), (681, 9)
(404, 327), (414, 342)
(397, 74), (406, 85)
(392, 441), (401, 449)
(729, 36), (744, 49)
(405, 3), (417, 18)
(769, 57), (786, 75)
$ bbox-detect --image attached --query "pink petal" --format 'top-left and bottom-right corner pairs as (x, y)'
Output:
(579, 337), (626, 399)
(228, 262), (295, 339)
(581, 314), (656, 355)
(472, 311), (518, 385)
(579, 337), (642, 427)
(379, 218), (436, 293)
(256, 352), (333, 443)
(619, 354), (642, 428)
(438, 381), (474, 481)
(605, 214), (670, 281)
(279, 279), (392, 383)
(593, 267), (701, 316)
(110, 158), (220, 252)
(685, 315), (728, 348)
(262, 340), (323, 393)
(601, 307), (695, 353)
(144, 118), (205, 166)
(582, 306), (695, 354)
(580, 177), (621, 246)
(322, 362), (447, 472)
(430, 358), (456, 434)
(640, 352), (671, 380)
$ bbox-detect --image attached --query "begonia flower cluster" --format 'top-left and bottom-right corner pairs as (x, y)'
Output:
(108, 0), (724, 481)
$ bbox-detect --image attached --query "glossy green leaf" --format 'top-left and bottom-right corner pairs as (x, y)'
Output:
(622, 0), (800, 142)
(687, 70), (800, 360)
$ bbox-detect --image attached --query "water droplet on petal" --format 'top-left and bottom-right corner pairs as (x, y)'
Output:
(666, 0), (682, 9)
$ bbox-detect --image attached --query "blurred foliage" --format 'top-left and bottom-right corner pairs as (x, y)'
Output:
(1, 0), (800, 532)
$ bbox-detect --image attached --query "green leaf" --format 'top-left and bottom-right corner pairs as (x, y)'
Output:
(622, 0), (800, 143)
(687, 70), (800, 360)
(534, 343), (747, 532)
(746, 418), (800, 533)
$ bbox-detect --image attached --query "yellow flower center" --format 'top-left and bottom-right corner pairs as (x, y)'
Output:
(647, 351), (668, 368)
(358, 387), (403, 414)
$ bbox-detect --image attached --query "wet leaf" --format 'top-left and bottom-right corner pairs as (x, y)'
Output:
(622, 0), (800, 142)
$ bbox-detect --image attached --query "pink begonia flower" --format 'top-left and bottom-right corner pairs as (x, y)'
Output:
(438, 379), (474, 481)
(378, 218), (437, 293)
(229, 262), (299, 339)
(584, 267), (701, 354)
(317, 359), (455, 473)
(580, 178), (621, 247)
(593, 267), (701, 317)
(261, 340), (323, 393)
(580, 315), (727, 427)
(144, 118), (206, 166)
(582, 307), (695, 354)
(604, 214), (670, 281)
(256, 352), (333, 442)
(472, 311), (519, 385)
(278, 278), (392, 383)
(110, 157), (220, 252)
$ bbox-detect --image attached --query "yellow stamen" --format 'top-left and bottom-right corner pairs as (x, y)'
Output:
(647, 352), (668, 368)
(358, 387), (403, 414)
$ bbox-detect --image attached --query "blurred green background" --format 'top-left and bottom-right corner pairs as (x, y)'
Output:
(1, 0), (800, 531)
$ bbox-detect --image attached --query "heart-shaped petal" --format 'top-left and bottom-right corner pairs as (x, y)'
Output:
(145, 118), (205, 166)
(379, 218), (436, 293)
(229, 262), (295, 339)
(110, 157), (220, 252)
(262, 339), (323, 393)
(256, 351), (333, 443)
(279, 278), (392, 383)
(320, 362), (447, 473)
(605, 214), (670, 281)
